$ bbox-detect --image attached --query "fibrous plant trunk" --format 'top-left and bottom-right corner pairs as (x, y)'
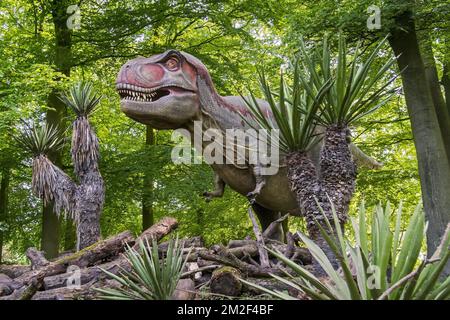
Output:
(286, 152), (335, 272)
(31, 118), (104, 252)
(74, 170), (103, 250)
(319, 125), (357, 223)
(71, 117), (104, 250)
(286, 125), (357, 273)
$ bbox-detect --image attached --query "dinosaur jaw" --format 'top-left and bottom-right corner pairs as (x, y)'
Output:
(117, 83), (199, 128)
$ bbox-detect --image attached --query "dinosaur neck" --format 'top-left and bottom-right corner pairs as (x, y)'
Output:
(196, 77), (245, 130)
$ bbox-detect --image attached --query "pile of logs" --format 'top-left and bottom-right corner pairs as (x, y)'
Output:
(0, 214), (312, 300)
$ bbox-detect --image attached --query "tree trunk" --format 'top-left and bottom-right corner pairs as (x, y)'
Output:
(0, 168), (10, 264)
(142, 126), (155, 230)
(40, 203), (61, 259)
(442, 63), (450, 114)
(418, 32), (450, 161)
(41, 0), (73, 258)
(63, 218), (76, 251)
(388, 7), (450, 275)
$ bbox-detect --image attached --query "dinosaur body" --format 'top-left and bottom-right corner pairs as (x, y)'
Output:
(116, 50), (380, 238)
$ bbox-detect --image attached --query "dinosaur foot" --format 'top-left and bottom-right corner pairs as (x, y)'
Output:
(202, 191), (213, 202)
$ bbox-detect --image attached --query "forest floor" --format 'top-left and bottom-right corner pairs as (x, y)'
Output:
(0, 216), (313, 300)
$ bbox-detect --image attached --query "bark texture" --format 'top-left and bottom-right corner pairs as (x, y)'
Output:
(319, 125), (357, 224)
(418, 32), (450, 161)
(41, 0), (74, 259)
(0, 168), (10, 264)
(286, 125), (357, 273)
(442, 63), (450, 115)
(142, 126), (155, 230)
(389, 7), (450, 275)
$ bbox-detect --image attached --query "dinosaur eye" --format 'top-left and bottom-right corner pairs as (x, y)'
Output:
(165, 57), (179, 70)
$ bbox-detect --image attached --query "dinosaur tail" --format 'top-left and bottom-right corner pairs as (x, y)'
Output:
(350, 143), (383, 169)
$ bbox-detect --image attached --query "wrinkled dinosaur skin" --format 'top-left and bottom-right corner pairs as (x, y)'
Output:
(116, 50), (380, 239)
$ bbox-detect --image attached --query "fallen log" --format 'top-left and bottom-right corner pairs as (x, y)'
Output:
(43, 218), (179, 291)
(26, 248), (49, 269)
(3, 231), (134, 300)
(183, 247), (209, 262)
(198, 247), (281, 277)
(228, 239), (311, 265)
(242, 277), (302, 297)
(159, 236), (203, 252)
(210, 266), (242, 297)
(228, 240), (255, 248)
(228, 244), (258, 259)
(53, 230), (134, 268)
(0, 265), (30, 279)
(0, 274), (13, 296)
(133, 216), (178, 250)
(172, 279), (196, 300)
(32, 279), (122, 300)
(43, 258), (130, 290)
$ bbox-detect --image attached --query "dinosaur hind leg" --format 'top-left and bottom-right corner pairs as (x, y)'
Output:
(251, 203), (286, 242)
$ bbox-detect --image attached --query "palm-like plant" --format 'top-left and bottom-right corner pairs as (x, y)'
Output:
(242, 34), (397, 271)
(298, 34), (398, 127)
(297, 33), (398, 226)
(59, 81), (101, 176)
(241, 65), (332, 154)
(15, 123), (65, 157)
(15, 123), (75, 216)
(242, 201), (450, 300)
(96, 237), (188, 300)
(16, 81), (104, 251)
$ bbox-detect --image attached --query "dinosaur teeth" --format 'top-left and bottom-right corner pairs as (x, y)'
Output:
(118, 86), (170, 102)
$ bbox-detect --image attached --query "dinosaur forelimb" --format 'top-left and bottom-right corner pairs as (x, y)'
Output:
(246, 164), (267, 205)
(203, 173), (225, 202)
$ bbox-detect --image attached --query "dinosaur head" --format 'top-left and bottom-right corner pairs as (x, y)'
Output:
(116, 50), (202, 129)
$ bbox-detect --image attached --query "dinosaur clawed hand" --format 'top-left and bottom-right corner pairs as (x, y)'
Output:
(246, 191), (258, 205)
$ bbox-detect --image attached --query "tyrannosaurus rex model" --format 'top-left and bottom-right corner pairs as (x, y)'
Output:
(116, 50), (381, 240)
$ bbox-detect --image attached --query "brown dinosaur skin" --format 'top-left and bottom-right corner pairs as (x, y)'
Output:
(116, 50), (380, 239)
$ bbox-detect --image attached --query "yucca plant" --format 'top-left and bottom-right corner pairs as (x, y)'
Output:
(241, 65), (332, 154)
(296, 33), (399, 224)
(59, 81), (101, 175)
(59, 81), (104, 250)
(15, 122), (65, 157)
(242, 201), (450, 300)
(15, 123), (75, 216)
(96, 237), (188, 300)
(301, 33), (398, 221)
(242, 34), (397, 271)
(16, 81), (104, 251)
